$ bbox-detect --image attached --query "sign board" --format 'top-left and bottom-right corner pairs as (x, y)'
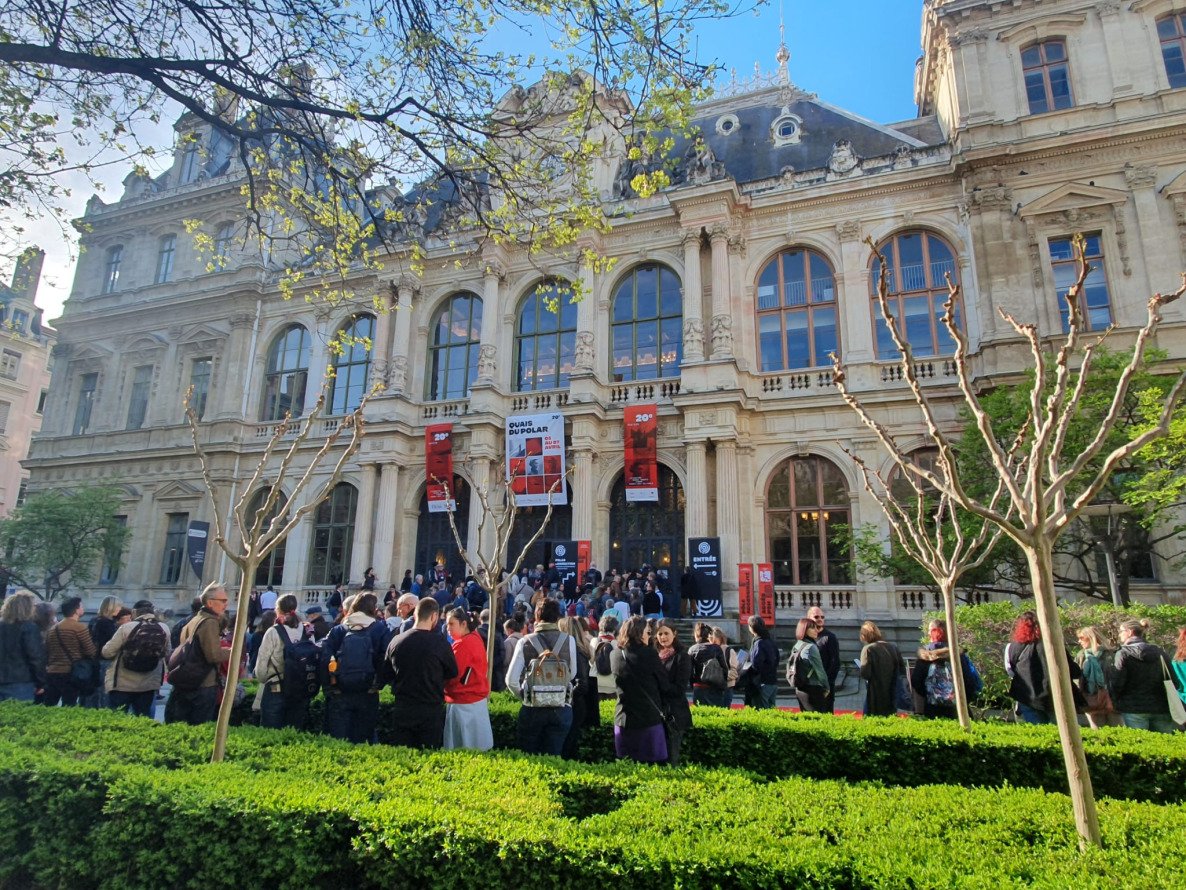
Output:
(689, 536), (723, 618)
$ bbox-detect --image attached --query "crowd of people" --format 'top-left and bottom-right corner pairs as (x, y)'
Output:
(2, 574), (1185, 766)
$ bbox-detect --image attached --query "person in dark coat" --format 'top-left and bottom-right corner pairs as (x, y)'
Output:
(1004, 611), (1081, 724)
(654, 619), (692, 766)
(858, 620), (906, 717)
(687, 621), (729, 707)
(807, 606), (840, 712)
(610, 615), (674, 764)
(0, 592), (47, 702)
(1113, 619), (1180, 733)
(740, 615), (779, 709)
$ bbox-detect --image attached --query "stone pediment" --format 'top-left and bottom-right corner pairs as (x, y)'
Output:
(177, 323), (227, 344)
(1163, 170), (1186, 198)
(122, 333), (169, 353)
(1018, 182), (1129, 219)
(155, 480), (203, 501)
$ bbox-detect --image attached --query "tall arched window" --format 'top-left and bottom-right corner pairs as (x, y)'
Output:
(756, 248), (838, 371)
(248, 489), (288, 588)
(306, 482), (357, 586)
(330, 315), (374, 414)
(260, 325), (311, 420)
(766, 456), (851, 585)
(427, 293), (482, 401)
(611, 265), (682, 381)
(871, 231), (962, 359)
(516, 281), (577, 391)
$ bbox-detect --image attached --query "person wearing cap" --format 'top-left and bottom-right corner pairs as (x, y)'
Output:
(102, 600), (172, 717)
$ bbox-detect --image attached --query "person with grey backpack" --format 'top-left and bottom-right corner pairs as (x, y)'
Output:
(504, 599), (578, 756)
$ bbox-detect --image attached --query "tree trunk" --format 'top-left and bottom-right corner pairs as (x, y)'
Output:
(211, 567), (256, 764)
(939, 579), (972, 730)
(1025, 541), (1102, 849)
(486, 583), (501, 687)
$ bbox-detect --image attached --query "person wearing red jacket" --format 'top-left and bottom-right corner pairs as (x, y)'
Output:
(443, 608), (493, 750)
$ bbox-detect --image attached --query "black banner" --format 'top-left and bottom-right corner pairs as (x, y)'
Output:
(187, 520), (210, 581)
(552, 540), (578, 600)
(689, 537), (723, 617)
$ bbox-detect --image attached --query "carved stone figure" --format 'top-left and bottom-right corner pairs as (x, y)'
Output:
(574, 331), (595, 371)
(827, 139), (860, 176)
(711, 313), (733, 357)
(683, 317), (705, 360)
(389, 355), (409, 393)
(477, 343), (498, 380)
(681, 138), (726, 186)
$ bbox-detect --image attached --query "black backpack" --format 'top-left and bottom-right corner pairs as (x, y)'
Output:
(594, 639), (614, 677)
(121, 619), (168, 673)
(273, 625), (321, 701)
(166, 618), (213, 691)
(330, 626), (376, 693)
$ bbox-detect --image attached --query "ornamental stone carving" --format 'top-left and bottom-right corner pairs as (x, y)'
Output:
(389, 355), (409, 393)
(835, 220), (861, 241)
(574, 331), (595, 371)
(477, 343), (498, 380)
(683, 317), (705, 358)
(679, 138), (727, 186)
(711, 313), (733, 356)
(827, 139), (860, 176)
(1124, 165), (1157, 190)
(969, 184), (1013, 212)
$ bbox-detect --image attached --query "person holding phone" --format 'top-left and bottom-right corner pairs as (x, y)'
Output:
(443, 607), (493, 750)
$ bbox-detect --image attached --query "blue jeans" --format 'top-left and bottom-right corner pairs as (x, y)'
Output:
(1121, 712), (1180, 733)
(109, 690), (155, 718)
(1017, 703), (1052, 725)
(693, 686), (727, 708)
(0, 683), (35, 702)
(325, 691), (379, 743)
(260, 687), (310, 731)
(753, 682), (778, 709)
(517, 705), (572, 756)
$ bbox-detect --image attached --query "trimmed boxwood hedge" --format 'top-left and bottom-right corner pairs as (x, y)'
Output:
(244, 690), (1186, 803)
(1, 703), (1185, 889)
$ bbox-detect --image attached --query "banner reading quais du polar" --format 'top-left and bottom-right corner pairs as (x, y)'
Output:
(505, 412), (567, 507)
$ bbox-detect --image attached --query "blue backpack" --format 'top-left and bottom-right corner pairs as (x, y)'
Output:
(331, 626), (377, 693)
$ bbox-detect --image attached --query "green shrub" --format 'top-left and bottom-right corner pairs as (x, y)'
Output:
(924, 601), (1186, 707)
(0, 705), (1184, 888)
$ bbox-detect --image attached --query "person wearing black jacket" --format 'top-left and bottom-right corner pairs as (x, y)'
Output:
(687, 621), (729, 707)
(741, 615), (780, 708)
(1004, 611), (1082, 725)
(0, 592), (47, 702)
(654, 620), (693, 766)
(807, 606), (840, 712)
(384, 597), (458, 748)
(611, 615), (674, 764)
(1113, 619), (1180, 733)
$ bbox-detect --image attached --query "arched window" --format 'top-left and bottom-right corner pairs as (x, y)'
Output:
(609, 465), (686, 574)
(260, 325), (311, 421)
(248, 489), (288, 588)
(766, 456), (851, 585)
(871, 231), (962, 359)
(1160, 13), (1186, 89)
(427, 293), (482, 401)
(330, 315), (374, 414)
(756, 248), (838, 371)
(611, 265), (682, 381)
(306, 482), (357, 586)
(1021, 39), (1073, 114)
(516, 281), (577, 391)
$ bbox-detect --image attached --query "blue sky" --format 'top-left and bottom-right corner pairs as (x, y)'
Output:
(696, 2), (924, 123)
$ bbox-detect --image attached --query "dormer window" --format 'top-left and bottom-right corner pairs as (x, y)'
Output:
(179, 141), (201, 184)
(715, 114), (739, 136)
(771, 112), (802, 147)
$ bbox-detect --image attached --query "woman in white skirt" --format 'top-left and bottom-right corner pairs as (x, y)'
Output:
(443, 607), (493, 750)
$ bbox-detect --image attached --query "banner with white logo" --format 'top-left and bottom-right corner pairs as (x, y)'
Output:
(624, 404), (658, 502)
(553, 540), (578, 599)
(506, 412), (567, 507)
(425, 423), (455, 513)
(187, 520), (210, 581)
(689, 536), (723, 617)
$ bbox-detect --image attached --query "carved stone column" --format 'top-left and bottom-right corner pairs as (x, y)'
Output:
(372, 462), (401, 583)
(709, 225), (733, 359)
(477, 260), (505, 384)
(467, 457), (491, 557)
(1124, 164), (1160, 306)
(681, 229), (705, 363)
(370, 287), (395, 388)
(349, 463), (378, 584)
(217, 311), (257, 419)
(305, 306), (334, 415)
(685, 440), (708, 538)
(572, 449), (594, 541)
(715, 440), (740, 583)
(390, 275), (419, 395)
(574, 258), (597, 376)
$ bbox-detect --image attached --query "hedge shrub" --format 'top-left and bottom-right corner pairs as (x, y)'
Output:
(0, 704), (1184, 889)
(923, 601), (1186, 706)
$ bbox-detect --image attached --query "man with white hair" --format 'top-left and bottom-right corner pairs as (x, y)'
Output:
(394, 593), (418, 634)
(164, 581), (231, 725)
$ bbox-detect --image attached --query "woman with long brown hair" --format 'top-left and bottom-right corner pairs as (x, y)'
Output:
(653, 619), (692, 765)
(610, 615), (673, 764)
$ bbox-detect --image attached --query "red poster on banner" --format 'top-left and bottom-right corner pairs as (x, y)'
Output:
(757, 562), (776, 627)
(624, 404), (658, 502)
(738, 564), (754, 625)
(577, 541), (591, 589)
(425, 423), (454, 513)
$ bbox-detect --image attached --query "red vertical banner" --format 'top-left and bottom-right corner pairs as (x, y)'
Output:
(577, 541), (591, 589)
(624, 404), (659, 502)
(757, 562), (776, 627)
(738, 563), (754, 625)
(425, 423), (455, 513)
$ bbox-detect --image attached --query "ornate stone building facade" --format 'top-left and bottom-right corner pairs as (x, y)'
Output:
(27, 0), (1186, 623)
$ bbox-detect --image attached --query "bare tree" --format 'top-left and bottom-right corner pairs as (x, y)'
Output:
(833, 234), (1186, 849)
(437, 466), (568, 686)
(185, 382), (374, 763)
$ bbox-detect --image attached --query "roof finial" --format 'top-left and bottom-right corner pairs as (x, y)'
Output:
(776, 0), (790, 85)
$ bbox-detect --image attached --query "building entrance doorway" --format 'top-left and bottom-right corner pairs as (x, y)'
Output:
(414, 477), (469, 585)
(608, 464), (685, 601)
